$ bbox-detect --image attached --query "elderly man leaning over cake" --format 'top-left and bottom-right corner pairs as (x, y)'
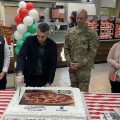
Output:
(15, 22), (57, 87)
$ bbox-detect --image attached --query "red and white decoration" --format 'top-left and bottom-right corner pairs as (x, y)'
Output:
(13, 1), (39, 55)
(0, 91), (120, 120)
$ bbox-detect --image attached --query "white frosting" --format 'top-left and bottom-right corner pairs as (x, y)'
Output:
(3, 87), (87, 120)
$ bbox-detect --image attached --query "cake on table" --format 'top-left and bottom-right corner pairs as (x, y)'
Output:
(2, 87), (88, 120)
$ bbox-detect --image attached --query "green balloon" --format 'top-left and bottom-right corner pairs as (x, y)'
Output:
(23, 32), (31, 41)
(16, 39), (24, 48)
(15, 47), (20, 55)
(28, 23), (37, 34)
(18, 37), (24, 41)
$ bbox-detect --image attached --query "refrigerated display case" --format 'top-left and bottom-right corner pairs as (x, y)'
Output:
(114, 17), (120, 39)
(86, 15), (99, 34)
(99, 16), (114, 40)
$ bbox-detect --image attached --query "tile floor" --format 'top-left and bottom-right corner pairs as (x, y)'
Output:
(7, 63), (111, 93)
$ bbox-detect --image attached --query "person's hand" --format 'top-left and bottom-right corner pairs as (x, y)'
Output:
(70, 62), (74, 70)
(115, 63), (120, 69)
(70, 62), (79, 71)
(16, 74), (24, 87)
(0, 72), (5, 80)
(44, 83), (51, 87)
(73, 63), (79, 70)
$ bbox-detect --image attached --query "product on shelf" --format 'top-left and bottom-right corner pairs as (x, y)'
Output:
(114, 17), (120, 38)
(86, 15), (99, 34)
(100, 16), (114, 39)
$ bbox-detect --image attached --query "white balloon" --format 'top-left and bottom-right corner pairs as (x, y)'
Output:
(17, 24), (27, 34)
(29, 9), (39, 20)
(34, 16), (39, 22)
(23, 16), (33, 26)
(14, 31), (22, 40)
(18, 1), (26, 8)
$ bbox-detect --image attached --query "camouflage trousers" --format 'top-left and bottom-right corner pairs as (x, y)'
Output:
(69, 68), (91, 92)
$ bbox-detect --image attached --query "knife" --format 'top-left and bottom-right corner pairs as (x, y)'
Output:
(16, 72), (24, 101)
(18, 85), (21, 101)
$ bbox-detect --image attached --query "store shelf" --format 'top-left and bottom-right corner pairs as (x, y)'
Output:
(86, 15), (99, 33)
(99, 16), (114, 40)
(114, 17), (120, 39)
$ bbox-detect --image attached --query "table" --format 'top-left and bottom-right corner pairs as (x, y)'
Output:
(84, 92), (120, 119)
(0, 90), (15, 118)
(0, 90), (120, 120)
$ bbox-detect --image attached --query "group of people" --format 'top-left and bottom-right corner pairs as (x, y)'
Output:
(0, 9), (120, 93)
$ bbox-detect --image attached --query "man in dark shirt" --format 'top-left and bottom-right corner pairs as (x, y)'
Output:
(16, 22), (57, 87)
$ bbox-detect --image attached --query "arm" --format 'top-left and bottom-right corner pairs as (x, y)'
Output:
(16, 37), (30, 73)
(107, 43), (118, 66)
(0, 39), (10, 80)
(2, 39), (10, 73)
(64, 31), (79, 70)
(107, 43), (120, 69)
(15, 37), (31, 86)
(47, 43), (57, 84)
(64, 32), (72, 65)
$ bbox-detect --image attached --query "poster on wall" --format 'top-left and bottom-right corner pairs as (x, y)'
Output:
(0, 26), (14, 57)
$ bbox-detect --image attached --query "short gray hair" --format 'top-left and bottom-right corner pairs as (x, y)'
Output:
(77, 9), (87, 17)
(38, 22), (50, 32)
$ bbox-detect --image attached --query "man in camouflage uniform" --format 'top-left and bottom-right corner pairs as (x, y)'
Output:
(64, 9), (99, 92)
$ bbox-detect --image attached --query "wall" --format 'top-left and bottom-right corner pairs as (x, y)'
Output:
(101, 0), (116, 8)
(4, 7), (47, 26)
(100, 8), (112, 16)
(100, 0), (119, 17)
(0, 2), (5, 25)
(68, 3), (96, 17)
(2, 1), (120, 26)
(4, 7), (17, 26)
(112, 0), (120, 17)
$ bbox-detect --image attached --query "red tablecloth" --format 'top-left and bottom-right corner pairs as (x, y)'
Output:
(0, 90), (120, 120)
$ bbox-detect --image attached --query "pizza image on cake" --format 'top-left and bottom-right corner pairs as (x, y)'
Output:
(19, 90), (75, 106)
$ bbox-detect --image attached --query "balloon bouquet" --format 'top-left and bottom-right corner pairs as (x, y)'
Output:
(14, 1), (39, 55)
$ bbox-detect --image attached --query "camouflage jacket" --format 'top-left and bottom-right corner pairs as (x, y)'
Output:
(64, 26), (99, 69)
